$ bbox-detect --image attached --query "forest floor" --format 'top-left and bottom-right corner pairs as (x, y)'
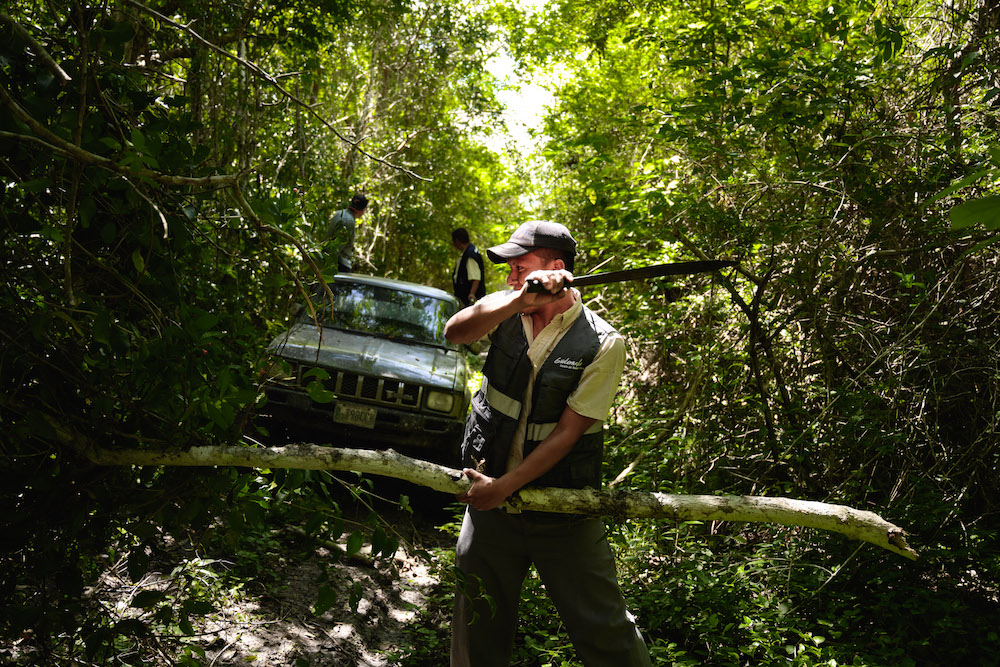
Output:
(207, 481), (458, 666)
(98, 478), (460, 667)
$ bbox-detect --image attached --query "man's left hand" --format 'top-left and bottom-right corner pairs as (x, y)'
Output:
(456, 469), (510, 511)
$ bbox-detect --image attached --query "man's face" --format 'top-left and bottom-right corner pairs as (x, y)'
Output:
(506, 250), (556, 289)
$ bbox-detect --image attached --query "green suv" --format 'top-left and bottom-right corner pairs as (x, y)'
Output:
(261, 274), (471, 465)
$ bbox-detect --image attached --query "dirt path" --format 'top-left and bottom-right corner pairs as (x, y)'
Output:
(199, 540), (443, 665)
(200, 483), (458, 666)
(87, 479), (459, 667)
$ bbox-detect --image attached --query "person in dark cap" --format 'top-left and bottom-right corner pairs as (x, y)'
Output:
(451, 227), (487, 306)
(323, 194), (368, 273)
(444, 220), (652, 667)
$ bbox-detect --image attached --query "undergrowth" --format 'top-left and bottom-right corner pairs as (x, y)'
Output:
(395, 508), (1000, 667)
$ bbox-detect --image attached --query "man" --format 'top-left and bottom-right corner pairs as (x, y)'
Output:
(445, 220), (652, 667)
(451, 227), (487, 306)
(323, 193), (368, 273)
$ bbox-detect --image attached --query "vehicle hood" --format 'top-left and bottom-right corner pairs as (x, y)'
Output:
(268, 324), (466, 392)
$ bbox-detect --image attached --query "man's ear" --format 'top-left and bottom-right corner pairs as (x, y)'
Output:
(552, 258), (565, 271)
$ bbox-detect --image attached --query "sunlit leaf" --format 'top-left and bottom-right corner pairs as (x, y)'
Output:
(950, 195), (1000, 230)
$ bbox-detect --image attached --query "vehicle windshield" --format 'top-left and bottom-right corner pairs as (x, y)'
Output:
(317, 282), (459, 348)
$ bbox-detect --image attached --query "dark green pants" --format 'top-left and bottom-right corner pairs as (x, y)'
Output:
(451, 507), (652, 667)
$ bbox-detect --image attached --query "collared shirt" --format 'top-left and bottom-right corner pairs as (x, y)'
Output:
(486, 290), (625, 472)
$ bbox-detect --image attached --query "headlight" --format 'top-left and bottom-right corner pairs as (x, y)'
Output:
(426, 390), (456, 413)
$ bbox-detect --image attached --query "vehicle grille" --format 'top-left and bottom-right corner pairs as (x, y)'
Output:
(294, 364), (422, 409)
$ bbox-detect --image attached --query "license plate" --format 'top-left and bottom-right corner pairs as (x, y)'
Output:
(334, 402), (377, 429)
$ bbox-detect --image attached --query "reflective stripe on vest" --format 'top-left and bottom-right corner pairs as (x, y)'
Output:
(483, 377), (522, 421)
(525, 419), (604, 443)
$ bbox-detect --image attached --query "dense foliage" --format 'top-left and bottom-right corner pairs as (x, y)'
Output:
(2, 0), (999, 664)
(1, 0), (515, 663)
(477, 0), (1000, 663)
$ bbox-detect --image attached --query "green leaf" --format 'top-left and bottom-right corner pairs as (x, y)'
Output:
(346, 531), (363, 557)
(926, 167), (991, 206)
(164, 95), (189, 108)
(113, 619), (150, 637)
(183, 600), (216, 615)
(25, 411), (57, 440)
(17, 179), (49, 193)
(131, 129), (146, 153)
(306, 380), (335, 403)
(99, 136), (122, 152)
(100, 222), (117, 244)
(381, 537), (399, 559)
(372, 526), (386, 556)
(78, 197), (97, 227)
(84, 627), (113, 659)
(193, 312), (220, 336)
(305, 512), (325, 535)
(950, 195), (1000, 230)
(127, 548), (149, 582)
(130, 590), (166, 608)
(42, 223), (65, 243)
(314, 584), (338, 615)
(330, 517), (344, 542)
(242, 501), (266, 526)
(958, 234), (1000, 259)
(228, 508), (246, 532)
(132, 249), (146, 274)
(303, 368), (330, 381)
(101, 21), (137, 45)
(348, 581), (363, 613)
(153, 605), (174, 624)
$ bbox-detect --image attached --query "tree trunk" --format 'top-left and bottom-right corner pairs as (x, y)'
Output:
(81, 442), (918, 560)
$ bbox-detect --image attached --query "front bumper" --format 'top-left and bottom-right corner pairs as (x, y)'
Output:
(262, 386), (464, 461)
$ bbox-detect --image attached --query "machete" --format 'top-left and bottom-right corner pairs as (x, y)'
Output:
(526, 259), (737, 293)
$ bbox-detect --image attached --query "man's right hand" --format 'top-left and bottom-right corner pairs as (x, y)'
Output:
(516, 268), (573, 307)
(444, 265), (575, 345)
(521, 268), (572, 293)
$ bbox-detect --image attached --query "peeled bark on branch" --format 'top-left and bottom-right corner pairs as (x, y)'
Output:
(82, 442), (918, 560)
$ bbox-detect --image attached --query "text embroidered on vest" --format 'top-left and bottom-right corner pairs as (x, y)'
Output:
(553, 356), (584, 370)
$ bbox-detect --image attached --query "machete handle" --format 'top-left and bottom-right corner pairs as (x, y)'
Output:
(525, 278), (569, 294)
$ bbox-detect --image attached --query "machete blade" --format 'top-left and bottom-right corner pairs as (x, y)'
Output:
(526, 259), (736, 293)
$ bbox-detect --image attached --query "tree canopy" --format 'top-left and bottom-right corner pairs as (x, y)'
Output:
(2, 0), (998, 664)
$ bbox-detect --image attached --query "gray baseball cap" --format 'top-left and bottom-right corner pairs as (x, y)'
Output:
(486, 220), (577, 264)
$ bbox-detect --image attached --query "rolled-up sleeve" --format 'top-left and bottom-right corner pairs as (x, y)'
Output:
(466, 258), (482, 281)
(567, 334), (626, 421)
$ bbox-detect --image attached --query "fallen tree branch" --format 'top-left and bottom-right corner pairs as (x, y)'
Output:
(80, 441), (918, 560)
